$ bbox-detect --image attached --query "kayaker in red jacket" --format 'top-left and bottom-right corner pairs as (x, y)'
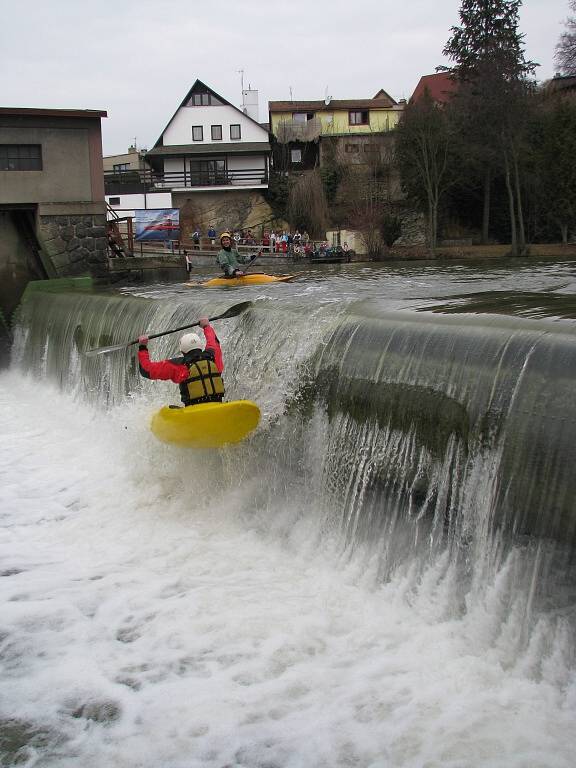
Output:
(138, 318), (225, 406)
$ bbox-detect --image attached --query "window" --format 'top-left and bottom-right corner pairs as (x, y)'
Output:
(363, 144), (377, 153)
(349, 110), (369, 126)
(113, 163), (129, 172)
(292, 112), (314, 123)
(192, 126), (203, 142)
(0, 144), (42, 171)
(345, 144), (360, 153)
(190, 159), (227, 185)
(192, 92), (212, 106)
(211, 125), (222, 141)
(290, 149), (302, 164)
(109, 197), (121, 205)
(230, 124), (241, 140)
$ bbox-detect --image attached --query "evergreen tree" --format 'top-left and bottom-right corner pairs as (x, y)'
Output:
(444, 0), (536, 82)
(443, 0), (537, 254)
(531, 99), (576, 243)
(555, 0), (576, 75)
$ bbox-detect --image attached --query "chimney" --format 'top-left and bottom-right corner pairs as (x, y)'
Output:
(242, 89), (259, 122)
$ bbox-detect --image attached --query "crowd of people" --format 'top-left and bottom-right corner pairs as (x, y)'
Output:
(187, 226), (314, 255)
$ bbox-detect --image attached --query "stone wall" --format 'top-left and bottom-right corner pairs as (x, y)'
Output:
(37, 202), (108, 276)
(174, 190), (274, 243)
(394, 211), (427, 246)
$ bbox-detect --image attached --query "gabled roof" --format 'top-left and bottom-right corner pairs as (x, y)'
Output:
(152, 79), (267, 149)
(411, 73), (458, 104)
(269, 89), (398, 113)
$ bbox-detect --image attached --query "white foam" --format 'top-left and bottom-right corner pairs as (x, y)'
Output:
(0, 372), (574, 767)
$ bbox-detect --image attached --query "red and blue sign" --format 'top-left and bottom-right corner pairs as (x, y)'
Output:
(134, 209), (180, 241)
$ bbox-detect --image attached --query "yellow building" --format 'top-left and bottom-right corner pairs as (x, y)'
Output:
(269, 89), (404, 170)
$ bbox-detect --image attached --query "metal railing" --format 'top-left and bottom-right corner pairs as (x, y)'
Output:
(104, 167), (268, 194)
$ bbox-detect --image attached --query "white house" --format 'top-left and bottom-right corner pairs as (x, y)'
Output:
(105, 80), (273, 236)
(145, 79), (270, 192)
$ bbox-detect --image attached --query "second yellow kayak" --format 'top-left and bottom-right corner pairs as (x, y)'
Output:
(187, 273), (301, 288)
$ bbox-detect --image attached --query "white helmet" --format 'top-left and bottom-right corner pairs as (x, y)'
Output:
(179, 332), (203, 354)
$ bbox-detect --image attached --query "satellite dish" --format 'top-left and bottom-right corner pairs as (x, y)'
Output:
(324, 86), (332, 106)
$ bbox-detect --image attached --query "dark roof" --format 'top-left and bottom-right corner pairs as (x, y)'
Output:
(269, 89), (397, 112)
(544, 74), (576, 92)
(411, 73), (458, 104)
(146, 141), (270, 157)
(0, 107), (107, 118)
(152, 79), (267, 149)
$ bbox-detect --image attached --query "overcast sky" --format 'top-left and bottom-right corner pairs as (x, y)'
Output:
(0, 0), (570, 155)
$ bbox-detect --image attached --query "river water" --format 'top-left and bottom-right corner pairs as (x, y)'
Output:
(2, 260), (576, 767)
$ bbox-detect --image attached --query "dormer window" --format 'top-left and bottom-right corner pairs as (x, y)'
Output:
(192, 93), (211, 106)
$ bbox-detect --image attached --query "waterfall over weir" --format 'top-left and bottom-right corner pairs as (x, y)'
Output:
(3, 264), (576, 767)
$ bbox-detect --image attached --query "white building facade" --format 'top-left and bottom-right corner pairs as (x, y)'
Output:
(146, 80), (270, 192)
(104, 80), (273, 236)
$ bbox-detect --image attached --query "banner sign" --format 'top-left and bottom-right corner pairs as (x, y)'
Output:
(134, 209), (180, 242)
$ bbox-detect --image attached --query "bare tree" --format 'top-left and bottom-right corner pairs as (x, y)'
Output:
(556, 0), (576, 75)
(396, 92), (453, 252)
(287, 171), (328, 238)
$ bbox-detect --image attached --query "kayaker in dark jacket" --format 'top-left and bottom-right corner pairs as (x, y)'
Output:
(216, 232), (259, 277)
(137, 318), (224, 406)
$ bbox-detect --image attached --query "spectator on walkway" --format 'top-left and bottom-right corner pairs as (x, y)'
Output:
(207, 225), (216, 245)
(184, 250), (194, 276)
(107, 225), (125, 258)
(192, 228), (201, 250)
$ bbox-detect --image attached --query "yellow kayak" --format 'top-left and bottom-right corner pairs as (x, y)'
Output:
(150, 400), (260, 449)
(187, 273), (301, 288)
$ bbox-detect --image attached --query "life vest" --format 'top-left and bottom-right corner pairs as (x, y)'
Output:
(177, 350), (225, 406)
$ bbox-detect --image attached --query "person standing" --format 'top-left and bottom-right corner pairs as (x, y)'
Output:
(207, 224), (217, 245)
(137, 318), (224, 406)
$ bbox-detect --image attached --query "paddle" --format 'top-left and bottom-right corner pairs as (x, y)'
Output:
(243, 250), (262, 274)
(83, 301), (252, 357)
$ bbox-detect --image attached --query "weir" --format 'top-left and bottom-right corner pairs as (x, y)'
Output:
(4, 269), (576, 765)
(14, 283), (576, 566)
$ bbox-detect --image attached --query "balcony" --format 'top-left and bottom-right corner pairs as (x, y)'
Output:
(275, 118), (322, 144)
(104, 167), (269, 195)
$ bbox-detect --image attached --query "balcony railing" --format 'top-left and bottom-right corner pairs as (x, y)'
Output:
(104, 168), (268, 195)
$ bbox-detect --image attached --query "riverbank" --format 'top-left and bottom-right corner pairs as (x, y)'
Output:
(381, 242), (576, 261)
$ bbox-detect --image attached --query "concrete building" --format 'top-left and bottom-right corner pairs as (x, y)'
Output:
(0, 107), (108, 321)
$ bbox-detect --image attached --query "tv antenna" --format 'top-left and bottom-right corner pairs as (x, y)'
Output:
(324, 86), (332, 106)
(289, 86), (293, 102)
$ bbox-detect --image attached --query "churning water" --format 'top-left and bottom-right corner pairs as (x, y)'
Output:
(2, 260), (576, 767)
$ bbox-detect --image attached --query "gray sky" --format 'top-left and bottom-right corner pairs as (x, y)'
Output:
(0, 0), (570, 155)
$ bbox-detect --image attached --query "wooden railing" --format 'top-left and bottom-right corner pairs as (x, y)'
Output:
(104, 167), (268, 194)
